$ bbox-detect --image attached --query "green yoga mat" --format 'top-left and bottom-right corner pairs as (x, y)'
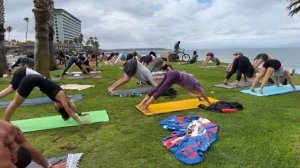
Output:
(12, 110), (109, 133)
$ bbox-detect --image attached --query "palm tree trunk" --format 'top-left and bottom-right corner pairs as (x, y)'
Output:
(0, 0), (8, 77)
(49, 25), (57, 70)
(33, 0), (53, 78)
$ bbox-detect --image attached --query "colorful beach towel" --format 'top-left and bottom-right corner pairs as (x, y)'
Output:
(160, 115), (218, 164)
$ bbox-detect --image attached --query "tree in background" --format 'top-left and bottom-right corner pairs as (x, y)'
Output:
(78, 33), (83, 50)
(86, 36), (100, 53)
(33, 0), (54, 77)
(48, 0), (56, 70)
(287, 0), (300, 16)
(6, 26), (12, 41)
(0, 0), (8, 77)
(23, 17), (29, 42)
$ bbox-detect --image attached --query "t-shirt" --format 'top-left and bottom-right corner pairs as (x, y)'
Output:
(123, 59), (138, 77)
(150, 57), (163, 72)
(10, 67), (41, 90)
(134, 61), (157, 87)
(175, 72), (200, 90)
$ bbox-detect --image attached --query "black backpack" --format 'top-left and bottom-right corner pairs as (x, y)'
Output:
(161, 88), (177, 99)
(199, 101), (243, 113)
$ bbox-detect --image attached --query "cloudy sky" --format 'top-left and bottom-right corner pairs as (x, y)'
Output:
(3, 0), (300, 49)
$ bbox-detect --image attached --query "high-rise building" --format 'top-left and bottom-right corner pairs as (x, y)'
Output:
(53, 9), (81, 44)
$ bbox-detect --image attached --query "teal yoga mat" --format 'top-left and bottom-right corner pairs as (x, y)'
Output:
(0, 94), (82, 108)
(240, 85), (300, 96)
(12, 110), (109, 132)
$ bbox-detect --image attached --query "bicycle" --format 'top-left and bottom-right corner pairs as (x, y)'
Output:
(168, 48), (190, 62)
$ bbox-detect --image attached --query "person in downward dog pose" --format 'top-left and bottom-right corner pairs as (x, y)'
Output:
(250, 59), (296, 94)
(2, 70), (89, 124)
(137, 70), (211, 113)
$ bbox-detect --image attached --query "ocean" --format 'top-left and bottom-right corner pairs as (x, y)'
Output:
(186, 47), (300, 73)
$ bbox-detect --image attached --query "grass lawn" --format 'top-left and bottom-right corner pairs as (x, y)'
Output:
(1, 62), (300, 168)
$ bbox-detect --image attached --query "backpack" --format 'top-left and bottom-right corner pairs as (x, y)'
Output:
(199, 101), (243, 113)
(161, 88), (177, 99)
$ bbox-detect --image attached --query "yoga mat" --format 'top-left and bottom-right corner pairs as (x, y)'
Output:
(0, 94), (82, 108)
(214, 81), (252, 89)
(52, 75), (102, 81)
(206, 65), (223, 68)
(28, 153), (83, 168)
(67, 71), (101, 74)
(110, 86), (154, 96)
(240, 85), (300, 96)
(136, 97), (219, 115)
(61, 84), (95, 91)
(11, 110), (109, 132)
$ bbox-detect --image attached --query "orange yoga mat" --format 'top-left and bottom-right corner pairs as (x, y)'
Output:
(136, 97), (219, 115)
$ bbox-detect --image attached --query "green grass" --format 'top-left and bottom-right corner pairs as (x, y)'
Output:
(1, 62), (300, 168)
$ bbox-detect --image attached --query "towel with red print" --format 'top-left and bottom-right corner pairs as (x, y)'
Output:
(160, 115), (218, 164)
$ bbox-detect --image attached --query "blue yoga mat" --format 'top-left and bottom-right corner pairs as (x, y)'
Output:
(0, 94), (82, 108)
(240, 85), (300, 96)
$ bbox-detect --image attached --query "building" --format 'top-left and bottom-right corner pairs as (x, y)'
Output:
(53, 9), (81, 44)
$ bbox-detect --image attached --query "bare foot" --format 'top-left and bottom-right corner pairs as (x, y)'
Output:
(250, 87), (255, 92)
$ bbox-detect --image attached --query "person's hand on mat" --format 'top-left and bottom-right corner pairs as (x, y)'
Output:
(250, 87), (255, 92)
(140, 105), (151, 114)
(80, 120), (90, 124)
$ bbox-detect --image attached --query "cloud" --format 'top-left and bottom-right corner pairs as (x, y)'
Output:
(3, 0), (300, 49)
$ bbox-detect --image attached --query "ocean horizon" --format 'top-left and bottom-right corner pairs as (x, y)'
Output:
(149, 47), (300, 73)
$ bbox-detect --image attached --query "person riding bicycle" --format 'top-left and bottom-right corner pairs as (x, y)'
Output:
(174, 41), (181, 54)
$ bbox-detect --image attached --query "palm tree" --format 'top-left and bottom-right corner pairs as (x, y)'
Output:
(6, 26), (12, 41)
(48, 0), (56, 70)
(32, 0), (54, 77)
(287, 0), (300, 16)
(0, 0), (8, 77)
(23, 17), (29, 42)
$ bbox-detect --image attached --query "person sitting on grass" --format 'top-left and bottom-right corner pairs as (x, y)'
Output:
(223, 55), (255, 87)
(107, 55), (157, 93)
(201, 52), (221, 68)
(2, 70), (89, 124)
(137, 70), (211, 113)
(60, 51), (93, 78)
(0, 67), (41, 99)
(0, 120), (65, 168)
(252, 53), (272, 69)
(250, 59), (296, 94)
(180, 50), (198, 64)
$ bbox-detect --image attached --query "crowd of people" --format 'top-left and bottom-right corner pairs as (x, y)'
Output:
(0, 40), (297, 167)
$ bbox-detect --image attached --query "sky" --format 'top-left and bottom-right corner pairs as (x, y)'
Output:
(3, 0), (300, 49)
